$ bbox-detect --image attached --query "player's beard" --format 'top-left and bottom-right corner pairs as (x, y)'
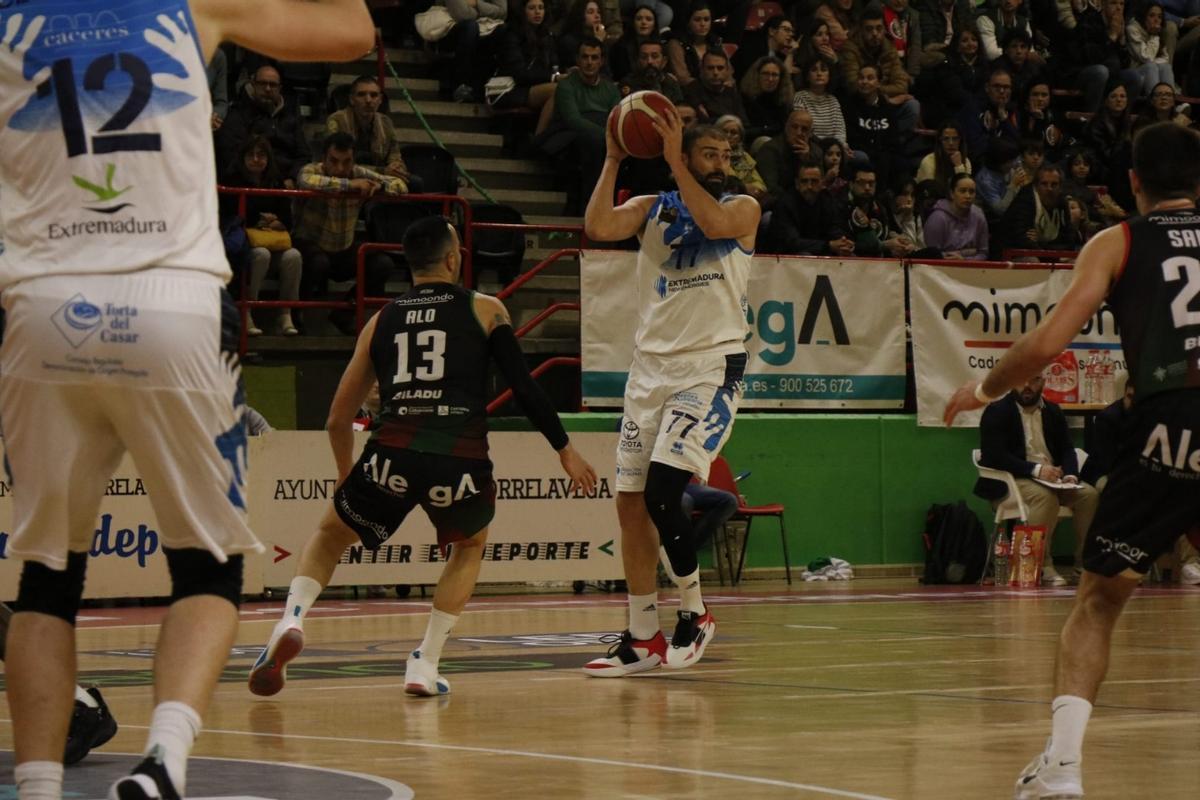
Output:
(694, 169), (728, 198)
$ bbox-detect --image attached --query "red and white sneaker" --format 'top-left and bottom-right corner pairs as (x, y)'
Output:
(582, 630), (667, 677)
(248, 625), (304, 697)
(664, 607), (715, 669)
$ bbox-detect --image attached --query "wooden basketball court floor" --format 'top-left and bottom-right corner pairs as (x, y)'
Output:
(3, 578), (1200, 799)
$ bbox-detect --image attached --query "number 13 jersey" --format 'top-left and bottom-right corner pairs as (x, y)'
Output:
(369, 283), (492, 461)
(0, 1), (225, 289)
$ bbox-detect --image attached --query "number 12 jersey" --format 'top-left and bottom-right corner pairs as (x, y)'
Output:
(0, 1), (226, 289)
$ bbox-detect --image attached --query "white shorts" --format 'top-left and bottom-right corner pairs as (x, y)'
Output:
(0, 269), (263, 569)
(615, 350), (746, 492)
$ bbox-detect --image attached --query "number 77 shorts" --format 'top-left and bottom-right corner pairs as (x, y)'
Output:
(614, 350), (746, 492)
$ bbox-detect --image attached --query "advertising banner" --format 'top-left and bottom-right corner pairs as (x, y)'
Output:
(910, 263), (1125, 427)
(581, 251), (907, 409)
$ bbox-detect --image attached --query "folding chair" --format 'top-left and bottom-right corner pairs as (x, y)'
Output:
(707, 456), (791, 585)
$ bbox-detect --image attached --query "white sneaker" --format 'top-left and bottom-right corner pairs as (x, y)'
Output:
(1014, 752), (1084, 799)
(1181, 560), (1200, 585)
(248, 624), (304, 697)
(1042, 564), (1068, 587)
(405, 649), (451, 696)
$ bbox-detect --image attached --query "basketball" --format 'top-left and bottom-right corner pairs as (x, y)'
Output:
(607, 90), (675, 159)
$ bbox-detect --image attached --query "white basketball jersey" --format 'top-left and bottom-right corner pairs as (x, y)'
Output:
(0, 1), (227, 290)
(634, 191), (752, 357)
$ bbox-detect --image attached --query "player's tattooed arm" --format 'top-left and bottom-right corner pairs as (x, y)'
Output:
(475, 294), (512, 335)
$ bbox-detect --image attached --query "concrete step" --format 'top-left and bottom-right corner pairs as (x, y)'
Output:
(395, 128), (504, 159)
(391, 99), (489, 120)
(463, 186), (567, 218)
(458, 157), (554, 177)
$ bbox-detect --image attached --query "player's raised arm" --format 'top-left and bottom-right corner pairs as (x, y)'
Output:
(583, 119), (658, 243)
(475, 294), (598, 493)
(326, 313), (381, 481)
(192, 0), (375, 64)
(652, 106), (759, 248)
(943, 224), (1124, 425)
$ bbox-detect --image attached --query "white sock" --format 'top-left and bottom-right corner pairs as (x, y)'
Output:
(676, 569), (705, 614)
(75, 685), (98, 707)
(627, 592), (659, 640)
(1046, 695), (1092, 765)
(280, 576), (322, 629)
(15, 761), (62, 800)
(145, 701), (201, 794)
(417, 608), (458, 665)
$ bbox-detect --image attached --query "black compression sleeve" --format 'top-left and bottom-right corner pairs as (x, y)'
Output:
(488, 324), (570, 451)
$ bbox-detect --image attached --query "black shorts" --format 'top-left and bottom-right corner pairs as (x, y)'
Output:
(333, 443), (496, 550)
(1084, 390), (1200, 576)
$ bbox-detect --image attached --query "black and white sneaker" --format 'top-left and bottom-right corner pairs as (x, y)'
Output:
(64, 687), (119, 765)
(664, 607), (716, 669)
(108, 753), (181, 800)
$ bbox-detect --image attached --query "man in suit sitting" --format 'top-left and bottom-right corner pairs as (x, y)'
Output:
(974, 371), (1100, 585)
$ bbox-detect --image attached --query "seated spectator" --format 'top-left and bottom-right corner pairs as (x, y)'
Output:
(1061, 145), (1129, 222)
(446, 0), (508, 102)
(766, 160), (852, 254)
(914, 0), (977, 72)
(1063, 194), (1101, 246)
(1052, 0), (1140, 113)
(740, 56), (792, 143)
(755, 109), (824, 199)
(918, 27), (988, 130)
(842, 64), (899, 187)
(915, 121), (972, 196)
(793, 17), (842, 87)
(977, 0), (1034, 63)
(1128, 1), (1177, 97)
(958, 66), (1019, 164)
(842, 5), (920, 142)
(974, 371), (1100, 586)
(207, 46), (229, 131)
(1082, 77), (1135, 203)
(993, 29), (1044, 98)
(974, 136), (1025, 219)
(557, 0), (618, 69)
(924, 173), (990, 258)
(325, 76), (416, 188)
(292, 133), (407, 329)
(620, 38), (686, 103)
(1133, 81), (1191, 131)
(818, 137), (850, 194)
(886, 178), (929, 250)
(618, 0), (673, 37)
(611, 4), (660, 82)
(539, 37), (620, 213)
(684, 49), (747, 123)
(992, 162), (1075, 257)
(733, 15), (796, 79)
(220, 136), (302, 336)
(494, 0), (563, 133)
(666, 1), (723, 87)
(882, 0), (925, 79)
(837, 162), (917, 256)
(216, 64), (309, 182)
(792, 57), (848, 147)
(716, 115), (768, 201)
(1016, 79), (1066, 162)
(813, 0), (861, 52)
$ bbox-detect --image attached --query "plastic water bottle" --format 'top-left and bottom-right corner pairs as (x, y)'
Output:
(994, 531), (1010, 587)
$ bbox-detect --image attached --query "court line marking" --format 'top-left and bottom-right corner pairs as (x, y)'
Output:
(49, 722), (896, 800)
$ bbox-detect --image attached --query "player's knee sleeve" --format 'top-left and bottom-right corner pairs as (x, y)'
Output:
(15, 551), (88, 625)
(644, 462), (699, 576)
(165, 548), (244, 608)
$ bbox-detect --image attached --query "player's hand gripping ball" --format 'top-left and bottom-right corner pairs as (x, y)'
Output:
(607, 90), (676, 159)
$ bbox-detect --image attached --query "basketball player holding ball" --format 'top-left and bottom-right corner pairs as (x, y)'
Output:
(581, 101), (760, 676)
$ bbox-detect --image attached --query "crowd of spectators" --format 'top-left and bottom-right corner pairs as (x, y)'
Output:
(428, 0), (1200, 252)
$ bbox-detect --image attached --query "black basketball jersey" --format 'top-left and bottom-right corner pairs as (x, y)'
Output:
(368, 282), (491, 460)
(1109, 209), (1200, 402)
